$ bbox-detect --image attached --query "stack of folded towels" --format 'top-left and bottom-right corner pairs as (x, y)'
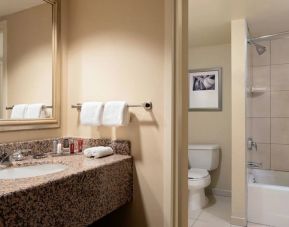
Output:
(80, 101), (130, 126)
(83, 146), (114, 158)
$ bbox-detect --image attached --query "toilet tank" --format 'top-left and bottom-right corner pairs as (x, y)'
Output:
(188, 144), (220, 170)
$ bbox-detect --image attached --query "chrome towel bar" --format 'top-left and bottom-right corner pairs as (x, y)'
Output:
(71, 102), (152, 111)
(6, 105), (53, 110)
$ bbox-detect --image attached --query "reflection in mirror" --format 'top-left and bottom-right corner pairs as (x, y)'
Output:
(0, 0), (53, 120)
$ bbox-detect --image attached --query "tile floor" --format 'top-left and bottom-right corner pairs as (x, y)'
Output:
(188, 195), (272, 227)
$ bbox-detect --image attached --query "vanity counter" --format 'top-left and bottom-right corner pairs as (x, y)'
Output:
(0, 154), (133, 227)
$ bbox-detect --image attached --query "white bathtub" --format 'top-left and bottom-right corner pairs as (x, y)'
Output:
(248, 169), (289, 227)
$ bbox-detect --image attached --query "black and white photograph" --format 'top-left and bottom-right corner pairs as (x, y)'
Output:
(193, 75), (215, 91)
(189, 68), (222, 111)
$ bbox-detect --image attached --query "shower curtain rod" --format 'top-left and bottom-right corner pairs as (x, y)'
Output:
(248, 31), (289, 42)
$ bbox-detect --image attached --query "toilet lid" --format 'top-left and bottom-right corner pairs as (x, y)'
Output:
(188, 168), (209, 179)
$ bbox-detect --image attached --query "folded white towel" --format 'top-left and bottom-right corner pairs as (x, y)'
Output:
(102, 101), (130, 126)
(80, 102), (104, 126)
(11, 104), (28, 119)
(24, 103), (44, 119)
(83, 146), (114, 158)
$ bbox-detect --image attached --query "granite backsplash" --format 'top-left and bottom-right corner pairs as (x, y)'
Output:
(0, 138), (131, 157)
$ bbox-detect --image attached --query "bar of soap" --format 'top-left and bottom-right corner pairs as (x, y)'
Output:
(83, 146), (114, 158)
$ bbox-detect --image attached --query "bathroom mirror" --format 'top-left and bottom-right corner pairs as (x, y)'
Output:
(0, 0), (60, 131)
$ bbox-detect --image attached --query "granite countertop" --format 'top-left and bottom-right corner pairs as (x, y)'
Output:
(0, 153), (133, 227)
(0, 153), (132, 196)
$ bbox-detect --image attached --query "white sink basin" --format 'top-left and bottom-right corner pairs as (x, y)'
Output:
(0, 163), (68, 180)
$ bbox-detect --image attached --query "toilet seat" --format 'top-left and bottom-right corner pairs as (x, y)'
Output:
(188, 168), (209, 180)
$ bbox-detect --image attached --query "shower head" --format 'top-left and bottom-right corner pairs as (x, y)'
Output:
(254, 43), (266, 55)
(247, 27), (267, 55)
(248, 40), (267, 55)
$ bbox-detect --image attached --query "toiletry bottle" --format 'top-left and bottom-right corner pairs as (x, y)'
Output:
(63, 138), (69, 153)
(57, 141), (62, 154)
(53, 140), (58, 153)
(78, 139), (83, 153)
(70, 139), (75, 154)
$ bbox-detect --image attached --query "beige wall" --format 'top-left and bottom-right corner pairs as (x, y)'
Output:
(188, 44), (231, 192)
(64, 0), (165, 226)
(5, 4), (52, 112)
(231, 19), (247, 226)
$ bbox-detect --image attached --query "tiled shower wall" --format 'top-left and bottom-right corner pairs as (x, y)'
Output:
(247, 37), (289, 171)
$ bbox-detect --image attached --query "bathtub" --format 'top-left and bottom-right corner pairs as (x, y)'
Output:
(248, 169), (289, 227)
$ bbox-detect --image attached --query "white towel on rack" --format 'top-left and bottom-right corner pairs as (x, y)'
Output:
(24, 103), (44, 119)
(80, 102), (104, 126)
(102, 101), (130, 126)
(11, 104), (28, 119)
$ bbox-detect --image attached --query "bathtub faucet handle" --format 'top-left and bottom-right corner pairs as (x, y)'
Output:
(248, 137), (257, 151)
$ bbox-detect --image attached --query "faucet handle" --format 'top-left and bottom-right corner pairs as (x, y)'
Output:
(248, 137), (258, 151)
(11, 151), (24, 161)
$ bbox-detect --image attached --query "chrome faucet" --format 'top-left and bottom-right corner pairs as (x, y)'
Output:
(0, 152), (12, 165)
(0, 149), (30, 165)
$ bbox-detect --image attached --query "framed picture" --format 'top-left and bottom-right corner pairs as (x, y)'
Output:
(188, 67), (222, 111)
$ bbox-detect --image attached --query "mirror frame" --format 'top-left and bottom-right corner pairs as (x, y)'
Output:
(0, 0), (61, 131)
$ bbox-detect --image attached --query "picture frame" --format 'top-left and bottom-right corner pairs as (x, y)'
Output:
(188, 67), (222, 111)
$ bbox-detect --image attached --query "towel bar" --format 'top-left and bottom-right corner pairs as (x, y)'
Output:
(6, 105), (53, 110)
(71, 102), (152, 111)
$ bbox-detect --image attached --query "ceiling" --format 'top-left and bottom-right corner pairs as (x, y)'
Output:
(0, 0), (44, 18)
(189, 0), (289, 47)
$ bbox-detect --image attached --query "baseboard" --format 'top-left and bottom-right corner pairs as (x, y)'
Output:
(231, 216), (247, 226)
(212, 188), (231, 197)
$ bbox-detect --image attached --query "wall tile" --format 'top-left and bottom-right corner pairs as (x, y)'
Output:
(248, 143), (270, 169)
(271, 38), (289, 64)
(271, 144), (289, 171)
(246, 117), (252, 138)
(251, 118), (270, 143)
(252, 66), (270, 89)
(271, 91), (289, 117)
(249, 38), (289, 172)
(247, 92), (270, 117)
(271, 118), (289, 144)
(271, 64), (289, 91)
(252, 41), (270, 66)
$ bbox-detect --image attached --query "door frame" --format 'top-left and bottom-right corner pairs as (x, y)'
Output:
(0, 20), (7, 119)
(163, 0), (188, 226)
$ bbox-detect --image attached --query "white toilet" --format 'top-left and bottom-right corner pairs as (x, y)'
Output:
(188, 144), (220, 211)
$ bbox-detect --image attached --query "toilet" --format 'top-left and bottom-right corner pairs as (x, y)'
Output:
(188, 144), (220, 211)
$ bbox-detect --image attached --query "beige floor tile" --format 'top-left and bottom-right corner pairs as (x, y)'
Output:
(188, 218), (195, 227)
(191, 196), (231, 227)
(193, 219), (230, 227)
(188, 209), (202, 220)
(247, 222), (270, 227)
